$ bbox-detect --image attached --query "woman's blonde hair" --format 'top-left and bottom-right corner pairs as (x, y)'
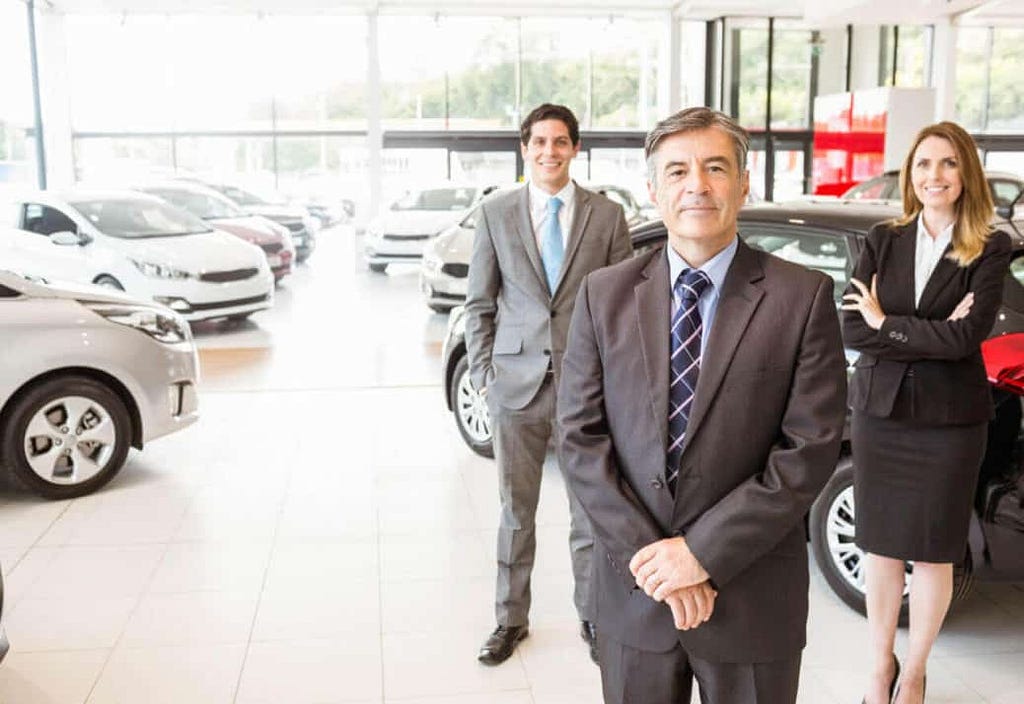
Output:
(894, 121), (994, 266)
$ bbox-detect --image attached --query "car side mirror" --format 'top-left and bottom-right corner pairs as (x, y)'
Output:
(50, 230), (83, 246)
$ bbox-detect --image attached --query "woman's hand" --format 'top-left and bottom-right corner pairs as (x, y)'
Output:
(842, 275), (887, 330)
(947, 292), (974, 321)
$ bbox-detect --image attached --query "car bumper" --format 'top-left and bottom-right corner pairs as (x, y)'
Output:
(365, 235), (431, 263)
(136, 339), (200, 445)
(420, 270), (468, 307)
(147, 272), (275, 322)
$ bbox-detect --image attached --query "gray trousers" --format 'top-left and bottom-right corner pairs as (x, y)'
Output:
(599, 635), (802, 704)
(489, 377), (593, 626)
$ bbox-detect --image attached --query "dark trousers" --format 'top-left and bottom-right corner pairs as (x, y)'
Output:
(598, 635), (801, 704)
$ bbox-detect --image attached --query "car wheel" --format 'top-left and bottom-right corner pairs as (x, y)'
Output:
(429, 303), (453, 314)
(449, 355), (493, 458)
(94, 275), (124, 291)
(809, 458), (973, 625)
(369, 263), (388, 273)
(1, 375), (132, 499)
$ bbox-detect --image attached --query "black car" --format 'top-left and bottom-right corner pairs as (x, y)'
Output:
(842, 169), (1024, 209)
(0, 563), (8, 663)
(441, 199), (1024, 620)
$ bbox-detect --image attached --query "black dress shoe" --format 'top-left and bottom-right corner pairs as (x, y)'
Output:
(580, 620), (599, 665)
(478, 625), (528, 666)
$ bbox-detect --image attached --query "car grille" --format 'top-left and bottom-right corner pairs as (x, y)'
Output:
(441, 263), (469, 278)
(199, 268), (259, 283)
(190, 294), (270, 312)
(383, 234), (431, 241)
(261, 243), (283, 254)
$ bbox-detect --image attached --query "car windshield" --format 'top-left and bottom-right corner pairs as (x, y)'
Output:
(392, 188), (477, 212)
(70, 198), (213, 238)
(147, 189), (243, 220)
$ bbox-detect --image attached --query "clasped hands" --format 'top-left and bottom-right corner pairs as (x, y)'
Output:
(629, 537), (717, 631)
(842, 275), (974, 329)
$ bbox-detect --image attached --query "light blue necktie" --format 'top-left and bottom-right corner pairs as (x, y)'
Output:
(541, 196), (564, 293)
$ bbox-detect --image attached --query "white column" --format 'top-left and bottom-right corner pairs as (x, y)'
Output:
(849, 25), (883, 91)
(657, 12), (681, 118)
(34, 7), (75, 188)
(366, 10), (383, 218)
(930, 17), (957, 122)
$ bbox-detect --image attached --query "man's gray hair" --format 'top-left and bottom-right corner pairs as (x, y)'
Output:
(645, 107), (750, 184)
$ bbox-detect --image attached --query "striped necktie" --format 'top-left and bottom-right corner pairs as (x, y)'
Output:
(667, 268), (711, 494)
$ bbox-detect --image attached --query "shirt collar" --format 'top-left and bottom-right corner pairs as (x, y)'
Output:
(916, 214), (954, 249)
(528, 180), (575, 214)
(667, 236), (739, 296)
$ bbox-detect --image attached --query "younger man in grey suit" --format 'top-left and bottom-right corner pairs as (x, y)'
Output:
(466, 103), (632, 665)
(558, 108), (847, 702)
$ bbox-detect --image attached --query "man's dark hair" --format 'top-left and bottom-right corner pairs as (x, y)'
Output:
(520, 104), (580, 146)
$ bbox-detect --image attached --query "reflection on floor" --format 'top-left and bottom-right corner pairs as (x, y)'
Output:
(0, 226), (1022, 703)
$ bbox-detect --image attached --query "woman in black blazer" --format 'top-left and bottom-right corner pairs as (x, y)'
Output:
(842, 121), (1012, 704)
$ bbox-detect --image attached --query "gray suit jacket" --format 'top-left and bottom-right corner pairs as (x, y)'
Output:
(465, 183), (632, 410)
(557, 240), (847, 662)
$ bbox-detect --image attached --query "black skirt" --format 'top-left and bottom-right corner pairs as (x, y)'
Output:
(852, 410), (987, 563)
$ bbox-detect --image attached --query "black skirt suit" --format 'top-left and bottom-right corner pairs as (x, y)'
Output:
(841, 219), (1012, 562)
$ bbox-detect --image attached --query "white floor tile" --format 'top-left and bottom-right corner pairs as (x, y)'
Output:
(120, 590), (259, 646)
(235, 638), (382, 703)
(252, 580), (380, 642)
(87, 643), (246, 704)
(6, 595), (137, 651)
(0, 649), (108, 704)
(147, 541), (273, 593)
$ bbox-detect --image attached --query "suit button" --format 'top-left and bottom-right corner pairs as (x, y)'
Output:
(650, 478), (664, 490)
(889, 331), (897, 339)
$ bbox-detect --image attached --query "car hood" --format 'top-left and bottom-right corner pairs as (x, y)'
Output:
(372, 210), (462, 236)
(242, 204), (309, 220)
(0, 269), (152, 305)
(429, 224), (474, 264)
(206, 217), (281, 245)
(113, 230), (264, 273)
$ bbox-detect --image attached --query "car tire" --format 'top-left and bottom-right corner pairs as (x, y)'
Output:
(449, 354), (493, 459)
(809, 457), (973, 626)
(93, 275), (124, 291)
(369, 263), (388, 273)
(0, 375), (132, 499)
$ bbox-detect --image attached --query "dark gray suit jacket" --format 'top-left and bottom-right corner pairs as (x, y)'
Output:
(557, 239), (847, 663)
(465, 184), (632, 410)
(842, 220), (1012, 424)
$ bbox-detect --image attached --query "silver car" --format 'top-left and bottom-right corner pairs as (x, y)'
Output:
(0, 271), (199, 499)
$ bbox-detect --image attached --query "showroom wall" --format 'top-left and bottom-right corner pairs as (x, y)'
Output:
(0, 1), (35, 186)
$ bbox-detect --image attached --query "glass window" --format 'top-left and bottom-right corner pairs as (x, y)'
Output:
(70, 197), (212, 238)
(144, 188), (243, 220)
(72, 137), (174, 182)
(954, 27), (989, 132)
(391, 187), (478, 212)
(988, 28), (1024, 132)
(591, 18), (660, 129)
(381, 148), (448, 205)
(174, 136), (276, 189)
(444, 18), (519, 130)
(894, 26), (930, 87)
(770, 22), (813, 129)
(449, 152), (515, 187)
(730, 20), (769, 129)
(520, 18), (589, 126)
(22, 203), (78, 236)
(985, 152), (1024, 177)
(274, 136), (370, 222)
(772, 147), (807, 201)
(740, 226), (851, 301)
(0, 0), (36, 185)
(990, 179), (1023, 208)
(589, 148), (646, 206)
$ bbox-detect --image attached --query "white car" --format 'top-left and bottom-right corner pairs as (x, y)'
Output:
(0, 270), (199, 498)
(0, 190), (274, 322)
(364, 184), (497, 273)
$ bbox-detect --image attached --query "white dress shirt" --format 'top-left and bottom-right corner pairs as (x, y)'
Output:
(915, 215), (954, 307)
(528, 180), (576, 249)
(666, 236), (739, 358)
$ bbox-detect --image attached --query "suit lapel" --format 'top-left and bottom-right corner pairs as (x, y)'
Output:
(890, 220), (918, 314)
(634, 249), (671, 457)
(509, 187), (549, 295)
(552, 187), (592, 300)
(679, 240), (765, 458)
(917, 244), (958, 314)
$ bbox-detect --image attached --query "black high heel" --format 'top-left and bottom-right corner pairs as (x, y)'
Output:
(861, 654), (900, 704)
(891, 671), (925, 704)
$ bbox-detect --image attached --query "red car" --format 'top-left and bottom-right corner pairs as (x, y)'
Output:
(139, 183), (296, 283)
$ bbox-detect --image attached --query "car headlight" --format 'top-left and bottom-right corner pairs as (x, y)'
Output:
(130, 259), (193, 280)
(422, 251), (442, 273)
(86, 304), (191, 344)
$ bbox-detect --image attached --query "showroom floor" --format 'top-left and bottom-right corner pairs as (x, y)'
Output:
(1, 225), (1023, 703)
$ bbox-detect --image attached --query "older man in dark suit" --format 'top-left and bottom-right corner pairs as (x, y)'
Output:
(557, 107), (848, 703)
